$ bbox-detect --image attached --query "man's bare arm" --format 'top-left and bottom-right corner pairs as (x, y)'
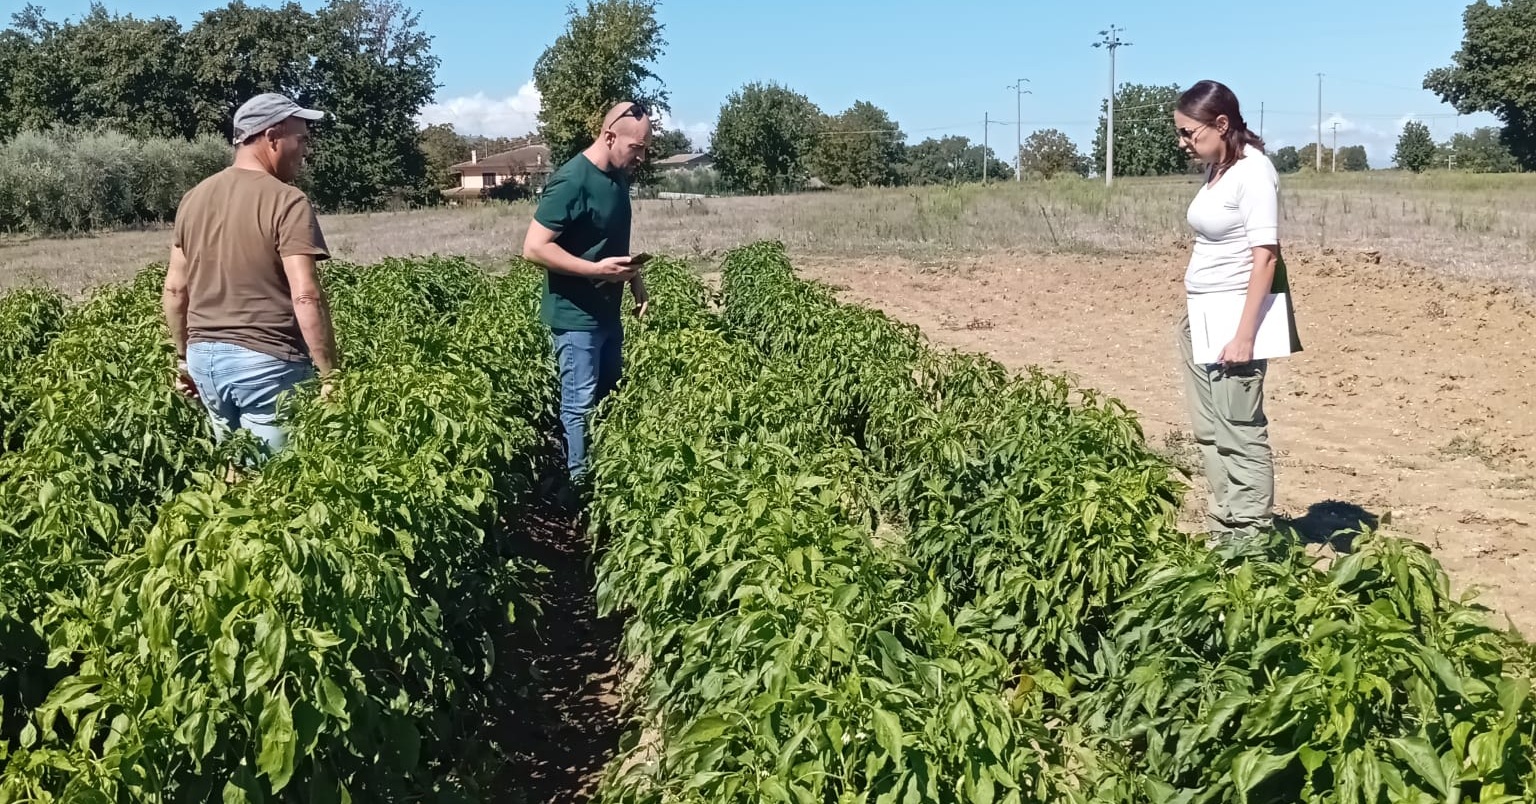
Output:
(163, 245), (191, 358)
(283, 254), (340, 377)
(523, 220), (636, 280)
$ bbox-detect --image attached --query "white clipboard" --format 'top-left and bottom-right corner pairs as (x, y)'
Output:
(1187, 291), (1297, 365)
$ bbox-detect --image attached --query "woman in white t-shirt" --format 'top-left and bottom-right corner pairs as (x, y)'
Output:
(1173, 79), (1299, 546)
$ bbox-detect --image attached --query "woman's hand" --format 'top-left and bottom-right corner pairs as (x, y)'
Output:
(1219, 336), (1255, 366)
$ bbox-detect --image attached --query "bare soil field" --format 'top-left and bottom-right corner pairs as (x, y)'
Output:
(3, 174), (1533, 636)
(794, 246), (1536, 636)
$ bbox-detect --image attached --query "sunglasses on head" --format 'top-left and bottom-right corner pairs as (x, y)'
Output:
(619, 102), (648, 120)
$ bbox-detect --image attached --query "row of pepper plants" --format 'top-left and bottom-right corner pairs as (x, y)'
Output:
(1, 268), (224, 765)
(0, 286), (67, 452)
(715, 239), (1536, 803)
(0, 258), (555, 801)
(584, 258), (1129, 804)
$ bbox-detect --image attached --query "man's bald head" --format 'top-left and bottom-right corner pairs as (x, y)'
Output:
(591, 101), (653, 172)
(602, 101), (651, 135)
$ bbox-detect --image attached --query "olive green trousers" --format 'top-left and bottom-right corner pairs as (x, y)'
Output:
(1177, 313), (1275, 538)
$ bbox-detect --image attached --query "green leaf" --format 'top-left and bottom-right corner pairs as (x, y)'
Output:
(316, 676), (349, 726)
(871, 708), (904, 771)
(973, 772), (995, 804)
(1418, 648), (1467, 699)
(677, 715), (731, 747)
(795, 475), (832, 490)
(224, 764), (266, 804)
(1299, 745), (1327, 776)
(1387, 736), (1451, 798)
(759, 776), (792, 803)
(1231, 747), (1297, 802)
(1498, 677), (1530, 730)
(1199, 694), (1249, 742)
(257, 691), (298, 791)
(1467, 731), (1503, 776)
(257, 612), (289, 684)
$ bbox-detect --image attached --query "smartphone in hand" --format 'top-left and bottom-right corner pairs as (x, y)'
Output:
(628, 252), (652, 267)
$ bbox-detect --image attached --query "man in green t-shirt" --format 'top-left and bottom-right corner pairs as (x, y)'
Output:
(522, 101), (652, 501)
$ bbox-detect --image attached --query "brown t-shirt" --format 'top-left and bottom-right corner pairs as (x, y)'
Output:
(173, 167), (329, 362)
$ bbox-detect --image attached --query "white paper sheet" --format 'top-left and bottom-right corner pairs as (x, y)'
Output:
(1187, 291), (1296, 365)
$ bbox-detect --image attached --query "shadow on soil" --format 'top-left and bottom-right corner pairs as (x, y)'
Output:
(1282, 499), (1381, 552)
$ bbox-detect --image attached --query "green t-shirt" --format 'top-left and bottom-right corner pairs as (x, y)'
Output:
(533, 153), (632, 331)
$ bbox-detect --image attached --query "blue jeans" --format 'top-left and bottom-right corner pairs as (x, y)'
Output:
(552, 325), (623, 483)
(186, 341), (315, 456)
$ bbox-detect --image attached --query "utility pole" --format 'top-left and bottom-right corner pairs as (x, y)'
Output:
(1008, 78), (1030, 181)
(1094, 25), (1130, 187)
(1449, 113), (1459, 170)
(983, 112), (989, 184)
(1331, 122), (1339, 172)
(1260, 102), (1265, 139)
(1315, 72), (1324, 172)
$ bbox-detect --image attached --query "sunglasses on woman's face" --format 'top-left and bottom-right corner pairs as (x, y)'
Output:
(1176, 123), (1208, 141)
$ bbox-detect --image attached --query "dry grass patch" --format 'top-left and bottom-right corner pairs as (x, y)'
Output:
(4, 170), (1536, 296)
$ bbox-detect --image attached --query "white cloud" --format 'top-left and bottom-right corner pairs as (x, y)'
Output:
(1323, 113), (1360, 134)
(417, 81), (542, 137)
(654, 108), (713, 152)
(418, 84), (713, 151)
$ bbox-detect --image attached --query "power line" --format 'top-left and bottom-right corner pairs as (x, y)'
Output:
(1327, 76), (1432, 94)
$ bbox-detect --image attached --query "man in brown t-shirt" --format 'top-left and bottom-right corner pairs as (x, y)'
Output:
(162, 92), (340, 459)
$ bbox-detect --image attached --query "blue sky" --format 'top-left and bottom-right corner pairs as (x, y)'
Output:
(35, 0), (1497, 168)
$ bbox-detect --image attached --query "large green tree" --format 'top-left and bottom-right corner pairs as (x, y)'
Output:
(532, 0), (669, 169)
(1425, 0), (1536, 169)
(710, 81), (822, 194)
(0, 6), (68, 137)
(183, 0), (317, 142)
(1270, 145), (1301, 173)
(56, 6), (195, 139)
(1296, 143), (1333, 173)
(0, 0), (443, 211)
(1018, 128), (1089, 179)
(1091, 83), (1188, 177)
(809, 100), (905, 188)
(302, 0), (440, 210)
(418, 122), (470, 190)
(1440, 126), (1520, 172)
(1394, 120), (1437, 173)
(1336, 144), (1369, 172)
(649, 128), (692, 160)
(902, 136), (1011, 185)
(0, 4), (194, 139)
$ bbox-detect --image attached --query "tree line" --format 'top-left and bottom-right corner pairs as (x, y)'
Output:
(0, 0), (438, 217)
(0, 0), (1530, 235)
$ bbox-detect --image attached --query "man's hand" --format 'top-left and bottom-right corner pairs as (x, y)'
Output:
(592, 255), (639, 283)
(631, 276), (649, 318)
(174, 359), (199, 400)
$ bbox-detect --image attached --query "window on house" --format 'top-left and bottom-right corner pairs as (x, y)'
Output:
(482, 172), (497, 187)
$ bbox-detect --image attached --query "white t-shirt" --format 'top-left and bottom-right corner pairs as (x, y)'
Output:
(1184, 144), (1280, 295)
